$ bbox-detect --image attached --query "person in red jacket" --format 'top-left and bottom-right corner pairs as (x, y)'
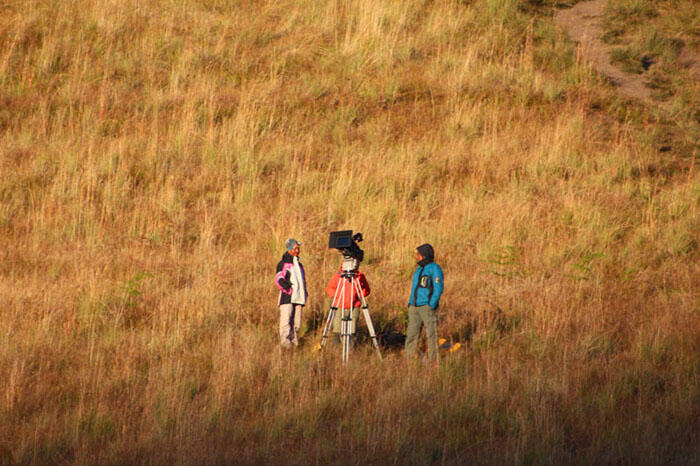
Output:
(324, 262), (370, 341)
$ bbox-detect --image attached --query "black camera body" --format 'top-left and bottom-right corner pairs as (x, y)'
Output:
(328, 230), (364, 262)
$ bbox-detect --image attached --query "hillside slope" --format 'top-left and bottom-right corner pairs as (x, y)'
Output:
(1, 0), (699, 463)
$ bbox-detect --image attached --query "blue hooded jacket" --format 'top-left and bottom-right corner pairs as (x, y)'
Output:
(408, 244), (444, 310)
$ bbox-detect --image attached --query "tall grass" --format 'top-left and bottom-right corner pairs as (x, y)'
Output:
(1, 0), (699, 463)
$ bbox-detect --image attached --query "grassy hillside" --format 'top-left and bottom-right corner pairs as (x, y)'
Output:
(1, 0), (699, 463)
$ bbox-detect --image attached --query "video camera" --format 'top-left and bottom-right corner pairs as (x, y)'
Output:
(329, 230), (364, 271)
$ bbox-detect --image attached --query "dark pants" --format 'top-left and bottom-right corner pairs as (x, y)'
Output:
(405, 305), (438, 361)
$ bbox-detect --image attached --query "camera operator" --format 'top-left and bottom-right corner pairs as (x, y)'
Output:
(324, 260), (371, 343)
(405, 243), (444, 362)
(275, 238), (308, 348)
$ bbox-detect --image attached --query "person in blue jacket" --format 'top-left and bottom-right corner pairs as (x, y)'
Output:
(405, 243), (444, 361)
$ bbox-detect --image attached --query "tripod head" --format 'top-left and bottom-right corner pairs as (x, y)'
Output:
(340, 256), (359, 274)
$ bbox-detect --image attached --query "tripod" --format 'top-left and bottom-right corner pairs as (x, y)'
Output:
(319, 267), (382, 363)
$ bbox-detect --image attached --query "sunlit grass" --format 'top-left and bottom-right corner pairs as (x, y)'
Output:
(0, 0), (699, 463)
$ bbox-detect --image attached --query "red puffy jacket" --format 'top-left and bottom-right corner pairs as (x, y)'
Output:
(325, 271), (370, 309)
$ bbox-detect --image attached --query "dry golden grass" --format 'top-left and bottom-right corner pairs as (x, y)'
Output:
(1, 0), (699, 463)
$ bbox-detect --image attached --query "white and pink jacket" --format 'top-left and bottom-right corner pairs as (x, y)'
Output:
(275, 252), (308, 306)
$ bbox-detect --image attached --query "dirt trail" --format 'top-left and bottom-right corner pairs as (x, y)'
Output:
(554, 0), (657, 104)
(554, 0), (700, 107)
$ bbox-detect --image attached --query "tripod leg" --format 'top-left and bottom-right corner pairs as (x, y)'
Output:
(341, 308), (351, 363)
(352, 277), (382, 361)
(362, 307), (383, 361)
(319, 275), (345, 349)
(319, 306), (336, 348)
(339, 279), (350, 362)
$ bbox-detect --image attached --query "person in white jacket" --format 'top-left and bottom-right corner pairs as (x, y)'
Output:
(274, 238), (308, 348)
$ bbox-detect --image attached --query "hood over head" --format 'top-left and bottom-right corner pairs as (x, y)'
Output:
(416, 243), (434, 267)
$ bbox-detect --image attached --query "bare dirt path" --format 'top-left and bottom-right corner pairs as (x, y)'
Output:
(554, 0), (657, 105)
(554, 0), (700, 108)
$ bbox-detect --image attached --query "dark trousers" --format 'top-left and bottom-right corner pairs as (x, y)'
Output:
(405, 305), (438, 361)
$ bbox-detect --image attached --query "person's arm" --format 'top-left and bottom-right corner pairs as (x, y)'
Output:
(325, 273), (340, 298)
(359, 273), (370, 298)
(429, 265), (444, 310)
(275, 263), (292, 294)
(408, 268), (419, 306)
